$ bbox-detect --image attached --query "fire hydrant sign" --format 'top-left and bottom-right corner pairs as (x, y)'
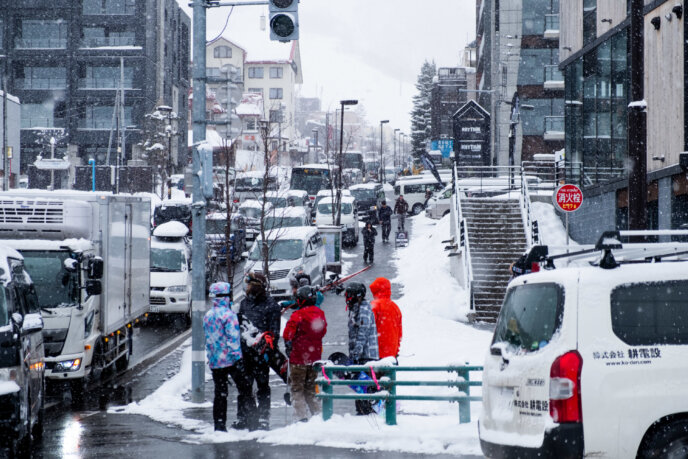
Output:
(554, 184), (583, 212)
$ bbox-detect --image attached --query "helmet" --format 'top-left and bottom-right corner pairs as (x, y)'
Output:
(344, 282), (366, 303)
(245, 271), (267, 288)
(296, 286), (317, 307)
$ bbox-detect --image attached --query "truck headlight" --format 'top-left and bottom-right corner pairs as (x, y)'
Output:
(167, 285), (187, 293)
(54, 359), (82, 372)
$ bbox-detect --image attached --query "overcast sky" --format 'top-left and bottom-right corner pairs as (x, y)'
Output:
(178, 1), (476, 133)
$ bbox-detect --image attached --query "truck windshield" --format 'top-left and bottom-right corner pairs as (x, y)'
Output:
(151, 248), (185, 272)
(21, 251), (79, 308)
(264, 216), (304, 230)
(350, 188), (377, 201)
(206, 219), (227, 235)
(492, 283), (564, 353)
(318, 203), (353, 214)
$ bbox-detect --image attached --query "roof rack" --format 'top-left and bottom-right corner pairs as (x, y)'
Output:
(524, 230), (688, 270)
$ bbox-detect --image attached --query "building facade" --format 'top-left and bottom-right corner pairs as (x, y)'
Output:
(206, 37), (246, 140)
(475, 0), (564, 166)
(430, 67), (473, 142)
(560, 0), (688, 243)
(0, 0), (190, 181)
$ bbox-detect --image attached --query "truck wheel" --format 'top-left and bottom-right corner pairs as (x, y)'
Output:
(639, 419), (688, 458)
(412, 203), (424, 215)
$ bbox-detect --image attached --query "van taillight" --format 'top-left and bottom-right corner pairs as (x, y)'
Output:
(549, 350), (582, 423)
(531, 262), (540, 273)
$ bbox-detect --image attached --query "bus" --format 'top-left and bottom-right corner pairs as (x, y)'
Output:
(290, 164), (333, 199)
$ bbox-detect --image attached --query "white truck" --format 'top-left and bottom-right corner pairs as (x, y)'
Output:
(0, 191), (150, 395)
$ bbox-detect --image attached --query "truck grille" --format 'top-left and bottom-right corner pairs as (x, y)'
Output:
(43, 327), (69, 358)
(0, 200), (64, 225)
(150, 297), (166, 305)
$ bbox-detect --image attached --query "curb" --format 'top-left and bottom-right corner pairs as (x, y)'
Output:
(128, 328), (192, 376)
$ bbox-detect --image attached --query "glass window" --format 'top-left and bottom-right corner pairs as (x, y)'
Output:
(248, 67), (264, 79)
(17, 20), (67, 49)
(21, 251), (79, 308)
(493, 283), (564, 352)
(249, 239), (304, 261)
(21, 102), (59, 129)
(611, 281), (688, 345)
(270, 67), (283, 79)
(583, 0), (597, 46)
(520, 98), (564, 136)
(245, 118), (257, 131)
(83, 0), (136, 15)
(522, 0), (551, 35)
(248, 88), (263, 95)
(318, 202), (353, 214)
(269, 110), (283, 122)
(83, 27), (135, 47)
(214, 46), (232, 58)
(264, 216), (305, 229)
(17, 67), (67, 89)
(151, 248), (185, 272)
(269, 88), (283, 99)
(0, 20), (3, 50)
(518, 49), (557, 85)
(82, 106), (132, 129)
(207, 67), (221, 78)
(81, 66), (134, 89)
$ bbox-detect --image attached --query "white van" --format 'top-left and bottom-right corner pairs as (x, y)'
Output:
(149, 222), (192, 321)
(425, 185), (452, 219)
(244, 226), (327, 298)
(314, 195), (359, 247)
(480, 232), (688, 458)
(394, 176), (447, 215)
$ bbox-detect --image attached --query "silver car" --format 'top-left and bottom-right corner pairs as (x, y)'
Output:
(425, 185), (453, 219)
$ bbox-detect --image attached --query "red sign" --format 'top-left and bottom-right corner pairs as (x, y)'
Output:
(554, 184), (583, 212)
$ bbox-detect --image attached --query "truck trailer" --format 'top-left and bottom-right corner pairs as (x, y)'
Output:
(0, 191), (150, 394)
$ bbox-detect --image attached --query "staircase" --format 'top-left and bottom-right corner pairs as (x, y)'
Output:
(461, 198), (527, 322)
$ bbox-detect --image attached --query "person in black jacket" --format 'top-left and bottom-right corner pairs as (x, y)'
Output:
(362, 221), (378, 264)
(377, 200), (393, 243)
(238, 272), (281, 430)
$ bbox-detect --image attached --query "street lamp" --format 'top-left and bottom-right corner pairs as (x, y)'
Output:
(379, 120), (389, 183)
(337, 99), (358, 225)
(393, 128), (400, 169)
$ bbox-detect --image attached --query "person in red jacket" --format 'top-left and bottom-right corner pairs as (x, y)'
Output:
(369, 277), (402, 359)
(283, 285), (328, 421)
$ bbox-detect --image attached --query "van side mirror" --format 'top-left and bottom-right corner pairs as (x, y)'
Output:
(11, 312), (22, 329)
(85, 280), (102, 297)
(88, 257), (104, 279)
(21, 314), (43, 334)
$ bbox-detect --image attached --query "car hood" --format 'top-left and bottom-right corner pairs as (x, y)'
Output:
(244, 258), (302, 273)
(151, 271), (188, 288)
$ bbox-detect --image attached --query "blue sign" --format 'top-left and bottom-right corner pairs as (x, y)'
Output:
(436, 139), (454, 158)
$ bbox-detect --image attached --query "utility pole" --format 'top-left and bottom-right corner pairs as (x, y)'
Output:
(379, 120), (389, 182)
(191, 0), (208, 404)
(628, 0), (647, 232)
(118, 57), (125, 194)
(2, 71), (7, 191)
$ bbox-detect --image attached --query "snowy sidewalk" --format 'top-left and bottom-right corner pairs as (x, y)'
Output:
(109, 214), (494, 456)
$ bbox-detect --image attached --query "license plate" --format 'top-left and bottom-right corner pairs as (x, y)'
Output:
(150, 306), (159, 313)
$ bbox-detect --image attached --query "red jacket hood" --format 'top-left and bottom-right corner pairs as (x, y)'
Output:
(370, 277), (391, 300)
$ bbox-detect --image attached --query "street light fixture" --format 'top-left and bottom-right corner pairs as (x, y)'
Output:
(393, 128), (400, 169)
(379, 120), (389, 183)
(337, 99), (358, 225)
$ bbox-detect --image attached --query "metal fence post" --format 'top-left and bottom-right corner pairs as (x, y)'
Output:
(322, 368), (333, 421)
(457, 368), (470, 424)
(385, 369), (397, 426)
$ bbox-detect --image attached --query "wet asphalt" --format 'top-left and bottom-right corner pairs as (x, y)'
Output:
(30, 211), (482, 458)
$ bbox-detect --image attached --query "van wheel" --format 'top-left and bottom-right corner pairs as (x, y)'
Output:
(412, 203), (423, 215)
(639, 419), (688, 458)
(442, 210), (450, 217)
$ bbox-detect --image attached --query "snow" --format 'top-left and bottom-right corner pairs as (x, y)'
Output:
(153, 221), (189, 238)
(0, 381), (20, 396)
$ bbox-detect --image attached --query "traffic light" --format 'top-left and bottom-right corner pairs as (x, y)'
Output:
(269, 0), (299, 42)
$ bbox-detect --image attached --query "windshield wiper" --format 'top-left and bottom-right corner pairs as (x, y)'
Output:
(40, 307), (54, 315)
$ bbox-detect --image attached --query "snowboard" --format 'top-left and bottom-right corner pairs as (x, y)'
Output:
(325, 352), (383, 413)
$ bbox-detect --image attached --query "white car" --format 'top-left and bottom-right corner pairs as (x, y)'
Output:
(314, 195), (359, 247)
(238, 199), (272, 241)
(480, 232), (688, 458)
(425, 185), (452, 219)
(312, 188), (352, 220)
(244, 226), (327, 298)
(149, 222), (192, 320)
(263, 206), (310, 230)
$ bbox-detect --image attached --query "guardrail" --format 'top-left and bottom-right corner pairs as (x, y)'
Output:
(316, 364), (483, 426)
(520, 166), (539, 247)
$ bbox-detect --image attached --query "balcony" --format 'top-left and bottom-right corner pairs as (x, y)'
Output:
(544, 116), (564, 141)
(16, 78), (67, 90)
(21, 118), (66, 129)
(80, 78), (134, 90)
(544, 65), (564, 90)
(544, 14), (560, 39)
(15, 38), (67, 49)
(81, 36), (136, 48)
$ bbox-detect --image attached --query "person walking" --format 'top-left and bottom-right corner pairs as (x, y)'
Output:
(361, 221), (378, 264)
(377, 200), (393, 243)
(283, 286), (328, 422)
(238, 272), (281, 430)
(203, 282), (257, 432)
(394, 195), (409, 231)
(345, 282), (379, 415)
(369, 277), (402, 359)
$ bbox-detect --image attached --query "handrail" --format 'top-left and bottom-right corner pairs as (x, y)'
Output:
(316, 364), (483, 425)
(520, 165), (539, 247)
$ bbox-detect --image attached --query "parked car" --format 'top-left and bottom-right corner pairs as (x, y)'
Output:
(237, 199), (272, 241)
(311, 189), (352, 220)
(149, 222), (192, 321)
(314, 195), (359, 247)
(205, 212), (247, 265)
(394, 176), (447, 215)
(480, 233), (688, 458)
(234, 171), (278, 203)
(349, 183), (385, 223)
(263, 206), (310, 230)
(244, 226), (327, 298)
(425, 185), (452, 219)
(285, 189), (311, 210)
(0, 245), (45, 456)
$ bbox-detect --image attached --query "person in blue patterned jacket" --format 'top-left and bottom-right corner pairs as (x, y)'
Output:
(203, 282), (256, 431)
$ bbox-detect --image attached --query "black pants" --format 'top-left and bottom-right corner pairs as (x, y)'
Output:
(352, 359), (376, 415)
(381, 221), (391, 241)
(211, 360), (256, 429)
(243, 348), (272, 422)
(363, 244), (374, 263)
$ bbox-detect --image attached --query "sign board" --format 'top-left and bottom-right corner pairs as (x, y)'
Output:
(431, 139), (454, 158)
(553, 184), (583, 212)
(6, 147), (12, 159)
(317, 225), (343, 274)
(33, 158), (70, 170)
(452, 100), (491, 166)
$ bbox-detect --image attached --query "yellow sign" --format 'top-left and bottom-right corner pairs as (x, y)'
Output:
(6, 147), (12, 159)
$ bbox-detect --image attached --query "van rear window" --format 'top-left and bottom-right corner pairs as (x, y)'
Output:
(611, 281), (688, 345)
(493, 283), (564, 353)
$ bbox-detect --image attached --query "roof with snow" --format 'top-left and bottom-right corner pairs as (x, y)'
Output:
(153, 221), (189, 238)
(236, 92), (264, 117)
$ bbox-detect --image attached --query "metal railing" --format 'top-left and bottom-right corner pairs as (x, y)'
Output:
(455, 165), (524, 198)
(82, 36), (135, 48)
(544, 65), (563, 83)
(82, 0), (136, 15)
(15, 38), (67, 49)
(21, 118), (66, 129)
(16, 78), (67, 90)
(520, 167), (539, 247)
(565, 161), (627, 187)
(545, 116), (565, 133)
(545, 13), (560, 31)
(79, 78), (134, 90)
(316, 364), (483, 425)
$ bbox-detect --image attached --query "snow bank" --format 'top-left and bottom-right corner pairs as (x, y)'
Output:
(531, 202), (579, 247)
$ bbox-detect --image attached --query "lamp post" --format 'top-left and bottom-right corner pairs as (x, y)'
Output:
(337, 99), (358, 225)
(49, 137), (56, 190)
(393, 128), (400, 169)
(379, 120), (389, 183)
